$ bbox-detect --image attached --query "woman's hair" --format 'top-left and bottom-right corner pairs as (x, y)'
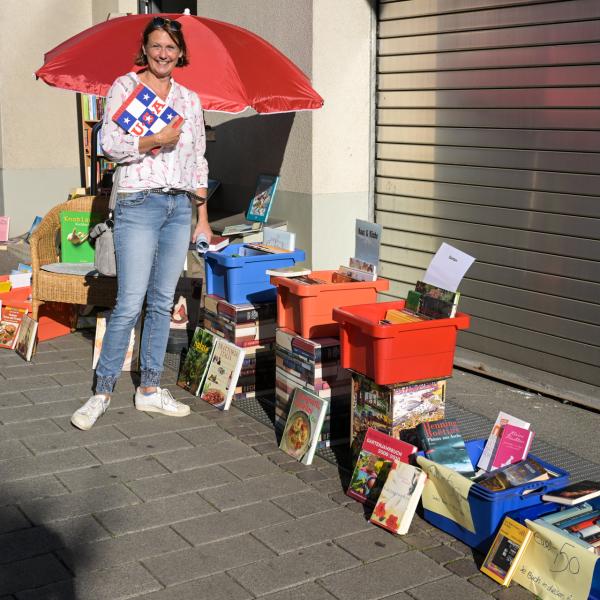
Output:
(134, 17), (189, 67)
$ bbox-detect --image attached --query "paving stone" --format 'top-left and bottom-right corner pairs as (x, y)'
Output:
(0, 554), (71, 596)
(0, 393), (31, 409)
(16, 562), (161, 600)
(1, 476), (68, 506)
(23, 382), (94, 404)
(0, 419), (64, 442)
(449, 539), (473, 556)
(239, 432), (274, 446)
(334, 526), (408, 562)
(319, 552), (448, 599)
(22, 425), (127, 454)
(0, 505), (31, 534)
(51, 370), (94, 386)
(493, 585), (537, 599)
(251, 441), (281, 455)
(402, 530), (442, 550)
(47, 335), (91, 350)
(228, 542), (359, 596)
(0, 398), (84, 424)
(158, 439), (256, 472)
(172, 500), (293, 546)
(0, 439), (30, 460)
(46, 514), (112, 546)
(143, 533), (275, 587)
(127, 464), (237, 500)
(429, 527), (458, 543)
(268, 452), (297, 466)
(30, 348), (94, 366)
(114, 412), (212, 438)
(135, 573), (252, 600)
(408, 574), (493, 600)
(19, 483), (140, 524)
(56, 457), (169, 492)
(446, 557), (482, 578)
(200, 472), (308, 510)
(254, 507), (370, 554)
(309, 477), (346, 495)
(57, 527), (190, 573)
(175, 425), (234, 446)
(281, 461), (311, 473)
(0, 447), (99, 482)
(271, 490), (339, 518)
(246, 421), (274, 435)
(220, 424), (257, 437)
(222, 455), (280, 479)
(296, 469), (329, 483)
(0, 376), (60, 401)
(87, 432), (193, 463)
(328, 490), (353, 505)
(53, 405), (152, 431)
(469, 574), (504, 594)
(424, 543), (465, 564)
(96, 492), (216, 535)
(258, 582), (338, 600)
(2, 361), (84, 380)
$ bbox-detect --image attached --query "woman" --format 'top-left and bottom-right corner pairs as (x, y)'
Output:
(71, 16), (210, 430)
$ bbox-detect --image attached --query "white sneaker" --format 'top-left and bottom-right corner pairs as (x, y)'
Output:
(134, 387), (190, 417)
(71, 395), (110, 430)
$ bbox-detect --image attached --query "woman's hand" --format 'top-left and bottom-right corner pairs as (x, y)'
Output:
(156, 119), (183, 148)
(192, 219), (213, 244)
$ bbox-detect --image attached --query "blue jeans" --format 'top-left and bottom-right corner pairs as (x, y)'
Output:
(95, 191), (192, 394)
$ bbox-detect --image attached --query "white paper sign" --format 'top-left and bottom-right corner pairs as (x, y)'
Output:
(423, 243), (475, 292)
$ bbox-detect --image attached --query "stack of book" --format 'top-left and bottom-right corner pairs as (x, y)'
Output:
(203, 294), (276, 402)
(275, 327), (351, 449)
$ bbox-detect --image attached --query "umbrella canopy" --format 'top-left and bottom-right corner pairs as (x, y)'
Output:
(35, 13), (323, 114)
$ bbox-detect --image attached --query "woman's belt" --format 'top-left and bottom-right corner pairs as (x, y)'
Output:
(146, 187), (207, 205)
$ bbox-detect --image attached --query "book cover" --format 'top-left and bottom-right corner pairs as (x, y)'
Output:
(337, 265), (377, 282)
(59, 210), (101, 263)
(279, 387), (329, 465)
(112, 82), (183, 139)
(480, 516), (533, 585)
(477, 457), (551, 492)
(246, 174), (279, 223)
(14, 314), (38, 362)
(490, 424), (535, 470)
(370, 460), (427, 535)
(171, 277), (203, 331)
(349, 256), (377, 277)
(384, 308), (426, 324)
(414, 280), (460, 319)
(347, 427), (417, 505)
(0, 216), (9, 242)
(176, 327), (216, 395)
(204, 295), (277, 325)
(355, 219), (382, 270)
(244, 242), (289, 254)
(0, 306), (28, 350)
(478, 411), (531, 471)
(265, 265), (311, 277)
(221, 222), (262, 236)
(208, 235), (229, 252)
(93, 311), (141, 371)
(263, 227), (295, 251)
(542, 481), (600, 506)
(416, 419), (475, 476)
(199, 337), (245, 410)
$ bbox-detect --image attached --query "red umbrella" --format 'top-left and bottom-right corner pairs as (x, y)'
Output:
(35, 13), (323, 114)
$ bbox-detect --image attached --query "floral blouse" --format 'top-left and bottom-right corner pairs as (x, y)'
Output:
(100, 72), (209, 192)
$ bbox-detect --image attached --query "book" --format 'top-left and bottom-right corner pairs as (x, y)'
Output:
(203, 295), (277, 325)
(336, 265), (377, 282)
(8, 272), (32, 289)
(0, 306), (28, 350)
(171, 277), (203, 331)
(476, 457), (552, 492)
(199, 337), (245, 410)
(207, 235), (229, 252)
(276, 327), (341, 364)
(477, 411), (531, 471)
(263, 227), (295, 251)
(93, 311), (141, 371)
(279, 387), (329, 465)
(112, 82), (183, 142)
(0, 216), (9, 242)
(535, 504), (600, 551)
(221, 222), (262, 236)
(416, 419), (475, 476)
(370, 460), (427, 535)
(412, 281), (461, 319)
(14, 314), (38, 361)
(265, 265), (311, 277)
(293, 275), (329, 285)
(542, 481), (600, 506)
(347, 427), (417, 505)
(23, 216), (42, 243)
(480, 516), (533, 585)
(490, 424), (535, 470)
(246, 174), (279, 223)
(349, 256), (377, 277)
(244, 241), (290, 254)
(59, 210), (101, 263)
(384, 308), (426, 324)
(355, 219), (382, 269)
(176, 328), (216, 395)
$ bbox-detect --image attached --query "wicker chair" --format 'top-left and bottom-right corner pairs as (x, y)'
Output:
(30, 195), (118, 322)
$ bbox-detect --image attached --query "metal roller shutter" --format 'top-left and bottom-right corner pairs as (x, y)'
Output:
(376, 0), (600, 408)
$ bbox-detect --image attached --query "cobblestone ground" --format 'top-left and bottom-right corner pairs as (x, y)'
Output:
(0, 332), (541, 600)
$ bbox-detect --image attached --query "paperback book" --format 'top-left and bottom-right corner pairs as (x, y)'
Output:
(203, 295), (277, 325)
(476, 457), (553, 492)
(535, 502), (600, 552)
(0, 216), (9, 242)
(370, 460), (427, 535)
(221, 222), (262, 236)
(347, 427), (417, 505)
(14, 314), (38, 361)
(198, 337), (245, 410)
(246, 174), (279, 223)
(478, 411), (531, 471)
(542, 481), (600, 506)
(416, 419), (475, 476)
(480, 516), (533, 585)
(263, 227), (295, 251)
(0, 306), (28, 350)
(176, 328), (216, 395)
(265, 265), (311, 278)
(59, 210), (102, 263)
(279, 387), (329, 465)
(414, 280), (461, 319)
(490, 424), (535, 470)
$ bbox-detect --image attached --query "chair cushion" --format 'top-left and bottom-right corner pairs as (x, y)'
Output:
(40, 262), (103, 277)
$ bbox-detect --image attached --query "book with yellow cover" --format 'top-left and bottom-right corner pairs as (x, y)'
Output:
(480, 516), (533, 585)
(384, 308), (426, 324)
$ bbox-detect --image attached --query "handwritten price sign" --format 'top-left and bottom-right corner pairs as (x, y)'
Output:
(513, 520), (598, 600)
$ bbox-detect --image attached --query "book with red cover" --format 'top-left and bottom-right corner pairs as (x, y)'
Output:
(490, 424), (535, 470)
(347, 427), (417, 505)
(0, 306), (28, 350)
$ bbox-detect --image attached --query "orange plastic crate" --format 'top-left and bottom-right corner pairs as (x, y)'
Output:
(332, 299), (470, 385)
(270, 270), (389, 339)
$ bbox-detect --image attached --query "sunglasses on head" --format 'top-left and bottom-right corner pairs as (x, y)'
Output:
(151, 17), (181, 31)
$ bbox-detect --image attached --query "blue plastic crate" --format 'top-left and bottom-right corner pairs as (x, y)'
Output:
(205, 243), (305, 304)
(419, 438), (570, 552)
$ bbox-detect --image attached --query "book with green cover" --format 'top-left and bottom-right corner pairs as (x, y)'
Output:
(176, 328), (216, 395)
(59, 210), (102, 263)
